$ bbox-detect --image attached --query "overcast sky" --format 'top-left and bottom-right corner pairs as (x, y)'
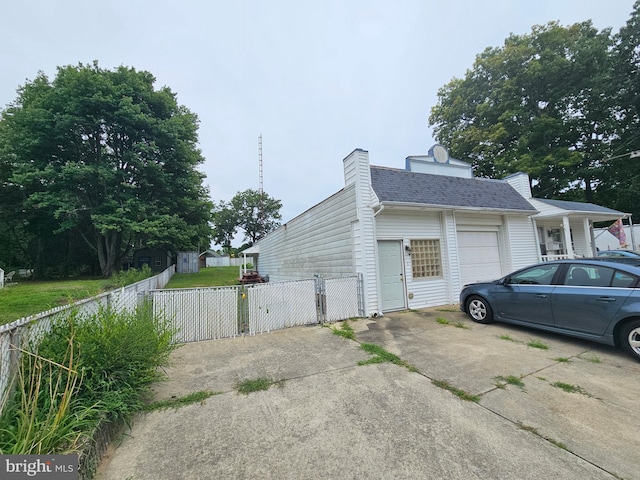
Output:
(1, 0), (636, 246)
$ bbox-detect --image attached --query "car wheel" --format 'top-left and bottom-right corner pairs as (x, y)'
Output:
(466, 295), (493, 324)
(619, 319), (640, 360)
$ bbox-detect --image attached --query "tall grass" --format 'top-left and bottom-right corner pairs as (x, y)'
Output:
(0, 301), (176, 455)
(0, 337), (98, 454)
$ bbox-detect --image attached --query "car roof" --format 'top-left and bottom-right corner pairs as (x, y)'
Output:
(599, 250), (640, 255)
(542, 259), (640, 274)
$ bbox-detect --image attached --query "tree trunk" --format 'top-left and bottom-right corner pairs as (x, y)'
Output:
(584, 176), (594, 203)
(96, 231), (123, 278)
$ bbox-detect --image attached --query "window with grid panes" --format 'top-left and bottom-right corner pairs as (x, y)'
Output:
(410, 239), (442, 278)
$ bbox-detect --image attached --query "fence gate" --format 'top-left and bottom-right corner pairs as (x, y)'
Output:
(151, 275), (363, 343)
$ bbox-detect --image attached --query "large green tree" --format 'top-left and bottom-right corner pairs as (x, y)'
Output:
(211, 200), (238, 252)
(0, 62), (213, 277)
(429, 21), (616, 203)
(212, 189), (282, 251)
(598, 1), (640, 219)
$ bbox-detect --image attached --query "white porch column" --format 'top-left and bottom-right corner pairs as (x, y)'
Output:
(583, 218), (596, 257)
(562, 216), (574, 258)
(531, 218), (542, 261)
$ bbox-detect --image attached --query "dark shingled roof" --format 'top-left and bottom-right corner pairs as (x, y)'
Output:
(370, 166), (537, 212)
(536, 198), (623, 215)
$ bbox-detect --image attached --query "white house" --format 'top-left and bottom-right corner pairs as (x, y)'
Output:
(250, 146), (627, 316)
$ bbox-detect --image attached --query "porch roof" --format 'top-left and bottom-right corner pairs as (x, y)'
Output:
(532, 198), (627, 221)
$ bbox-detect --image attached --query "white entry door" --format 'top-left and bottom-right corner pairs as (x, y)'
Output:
(458, 231), (502, 286)
(377, 240), (406, 312)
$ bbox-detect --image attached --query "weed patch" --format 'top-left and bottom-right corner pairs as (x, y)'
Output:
(331, 320), (355, 340)
(498, 335), (516, 342)
(235, 377), (283, 395)
(551, 382), (591, 397)
(578, 353), (602, 363)
(358, 344), (417, 372)
(527, 339), (549, 350)
(494, 375), (526, 390)
(553, 357), (572, 363)
(432, 379), (480, 402)
(436, 317), (469, 329)
(144, 391), (220, 411)
(517, 423), (568, 450)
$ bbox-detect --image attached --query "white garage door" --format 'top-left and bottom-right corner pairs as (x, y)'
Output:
(458, 231), (502, 286)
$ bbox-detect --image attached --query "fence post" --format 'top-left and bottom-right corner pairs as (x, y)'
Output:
(238, 285), (249, 335)
(314, 275), (326, 324)
(357, 273), (365, 318)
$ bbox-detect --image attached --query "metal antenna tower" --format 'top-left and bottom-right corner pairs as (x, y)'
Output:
(258, 134), (264, 195)
(257, 134), (264, 240)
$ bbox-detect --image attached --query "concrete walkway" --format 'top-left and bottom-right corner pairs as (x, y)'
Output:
(97, 307), (638, 479)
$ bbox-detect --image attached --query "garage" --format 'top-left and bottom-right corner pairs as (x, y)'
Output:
(458, 230), (503, 286)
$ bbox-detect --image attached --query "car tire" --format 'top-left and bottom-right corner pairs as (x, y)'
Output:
(618, 319), (640, 360)
(466, 295), (494, 324)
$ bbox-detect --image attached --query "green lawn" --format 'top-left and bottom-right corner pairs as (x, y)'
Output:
(0, 278), (113, 326)
(164, 266), (241, 288)
(0, 267), (242, 326)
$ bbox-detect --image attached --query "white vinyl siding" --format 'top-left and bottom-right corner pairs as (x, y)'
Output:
(375, 211), (448, 309)
(503, 215), (540, 270)
(257, 186), (357, 281)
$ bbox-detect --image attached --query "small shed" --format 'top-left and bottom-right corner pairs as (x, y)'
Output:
(177, 251), (199, 274)
(132, 248), (173, 273)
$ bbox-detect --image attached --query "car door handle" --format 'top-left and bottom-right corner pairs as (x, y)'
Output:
(597, 297), (616, 302)
(535, 294), (548, 298)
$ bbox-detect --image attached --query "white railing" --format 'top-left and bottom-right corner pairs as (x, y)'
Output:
(541, 254), (570, 262)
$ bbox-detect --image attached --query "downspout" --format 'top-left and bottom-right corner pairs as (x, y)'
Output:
(373, 204), (385, 217)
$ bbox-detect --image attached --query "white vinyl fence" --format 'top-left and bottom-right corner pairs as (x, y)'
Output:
(0, 270), (364, 410)
(151, 275), (364, 343)
(0, 266), (175, 408)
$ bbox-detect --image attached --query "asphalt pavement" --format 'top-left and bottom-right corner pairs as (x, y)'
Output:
(96, 306), (640, 480)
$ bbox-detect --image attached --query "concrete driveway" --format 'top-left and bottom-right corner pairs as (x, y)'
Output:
(97, 306), (639, 480)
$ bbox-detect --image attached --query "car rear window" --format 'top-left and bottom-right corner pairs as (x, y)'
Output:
(612, 271), (638, 288)
(565, 264), (638, 288)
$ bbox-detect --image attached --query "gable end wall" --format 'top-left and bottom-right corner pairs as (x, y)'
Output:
(256, 186), (358, 281)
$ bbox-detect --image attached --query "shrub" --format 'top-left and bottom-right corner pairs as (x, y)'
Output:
(103, 264), (154, 290)
(0, 301), (176, 454)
